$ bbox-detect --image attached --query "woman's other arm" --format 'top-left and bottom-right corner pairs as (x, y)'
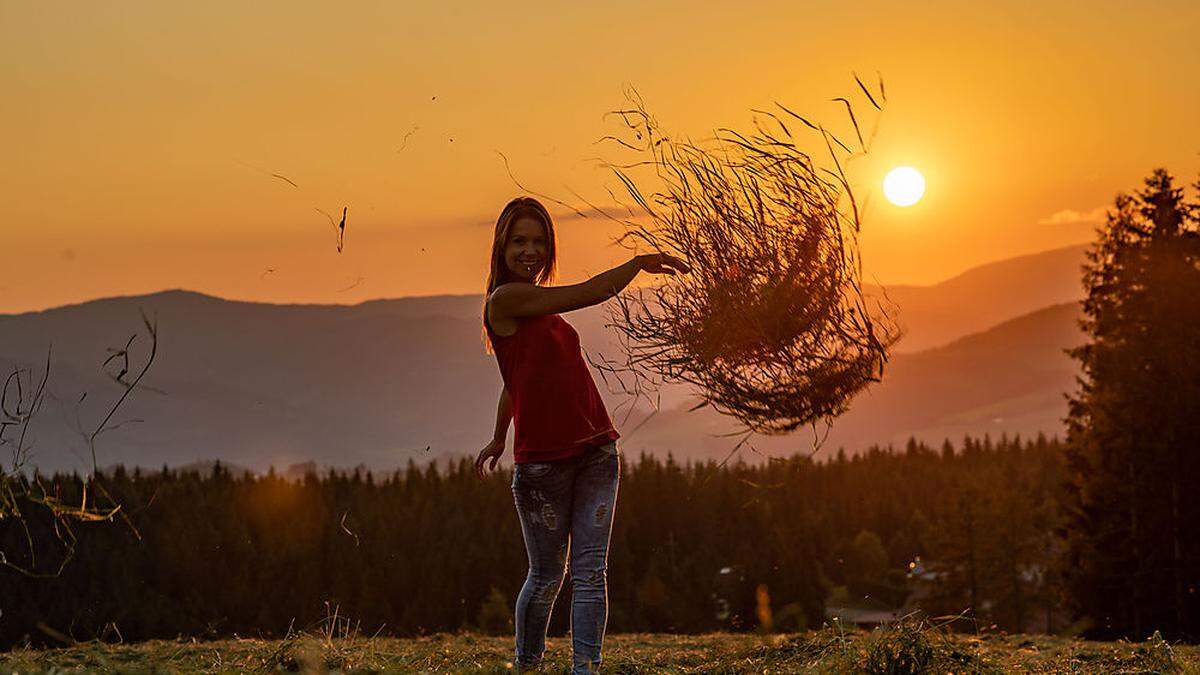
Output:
(492, 386), (512, 443)
(490, 253), (689, 320)
(475, 387), (511, 479)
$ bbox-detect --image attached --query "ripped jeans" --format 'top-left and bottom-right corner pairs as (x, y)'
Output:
(511, 440), (620, 674)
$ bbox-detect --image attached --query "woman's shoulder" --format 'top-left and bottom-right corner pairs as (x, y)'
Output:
(488, 281), (536, 302)
(487, 283), (560, 335)
(486, 296), (553, 341)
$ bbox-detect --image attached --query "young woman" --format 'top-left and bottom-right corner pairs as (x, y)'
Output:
(474, 196), (688, 673)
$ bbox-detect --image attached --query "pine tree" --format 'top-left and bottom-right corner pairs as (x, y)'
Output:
(1062, 168), (1200, 639)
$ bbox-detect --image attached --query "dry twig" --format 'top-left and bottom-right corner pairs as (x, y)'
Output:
(0, 308), (160, 577)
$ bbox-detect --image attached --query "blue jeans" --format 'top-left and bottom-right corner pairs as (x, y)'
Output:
(511, 440), (620, 674)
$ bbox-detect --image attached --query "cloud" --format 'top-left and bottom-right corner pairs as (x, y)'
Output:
(1038, 206), (1108, 226)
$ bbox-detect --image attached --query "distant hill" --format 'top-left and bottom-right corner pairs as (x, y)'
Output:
(863, 243), (1087, 353)
(621, 301), (1083, 462)
(0, 245), (1089, 473)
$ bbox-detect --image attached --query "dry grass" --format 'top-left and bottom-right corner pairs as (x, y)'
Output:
(588, 81), (901, 443)
(3, 625), (1197, 674)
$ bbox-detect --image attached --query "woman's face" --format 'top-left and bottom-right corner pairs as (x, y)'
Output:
(503, 216), (548, 281)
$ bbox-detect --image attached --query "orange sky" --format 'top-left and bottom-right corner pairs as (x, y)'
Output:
(3, 1), (1198, 314)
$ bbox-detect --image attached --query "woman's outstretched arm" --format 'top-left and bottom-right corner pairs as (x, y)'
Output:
(490, 253), (689, 320)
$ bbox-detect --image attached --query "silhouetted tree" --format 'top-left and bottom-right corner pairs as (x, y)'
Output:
(1062, 168), (1200, 640)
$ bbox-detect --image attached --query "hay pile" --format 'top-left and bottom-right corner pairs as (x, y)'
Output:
(593, 80), (901, 437)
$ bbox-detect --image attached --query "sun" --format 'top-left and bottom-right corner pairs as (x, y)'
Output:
(883, 166), (925, 207)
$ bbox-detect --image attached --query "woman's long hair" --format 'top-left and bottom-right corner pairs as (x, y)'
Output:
(481, 197), (558, 353)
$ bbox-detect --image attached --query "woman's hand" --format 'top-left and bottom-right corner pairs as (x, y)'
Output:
(474, 438), (505, 480)
(637, 252), (691, 276)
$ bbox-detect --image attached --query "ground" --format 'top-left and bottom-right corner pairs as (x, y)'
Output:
(2, 626), (1197, 673)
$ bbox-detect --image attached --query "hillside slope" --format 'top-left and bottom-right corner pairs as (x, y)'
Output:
(0, 245), (1090, 472)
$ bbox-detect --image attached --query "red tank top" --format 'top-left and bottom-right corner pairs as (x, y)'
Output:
(485, 309), (620, 464)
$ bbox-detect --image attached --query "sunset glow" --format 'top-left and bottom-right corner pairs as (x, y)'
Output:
(2, 2), (1198, 314)
(3, 2), (1199, 651)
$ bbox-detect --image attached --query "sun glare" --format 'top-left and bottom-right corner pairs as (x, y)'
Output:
(883, 166), (925, 207)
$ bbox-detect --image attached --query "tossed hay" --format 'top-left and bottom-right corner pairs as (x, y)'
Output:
(592, 80), (902, 438)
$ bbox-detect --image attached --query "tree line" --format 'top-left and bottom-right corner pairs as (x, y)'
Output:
(2, 433), (1067, 648)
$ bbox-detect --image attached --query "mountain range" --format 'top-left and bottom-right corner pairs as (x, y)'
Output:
(0, 243), (1089, 473)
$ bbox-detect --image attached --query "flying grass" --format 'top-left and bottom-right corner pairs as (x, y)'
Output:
(591, 82), (901, 438)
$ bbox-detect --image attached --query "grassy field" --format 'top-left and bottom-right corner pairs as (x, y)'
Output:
(2, 624), (1197, 673)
